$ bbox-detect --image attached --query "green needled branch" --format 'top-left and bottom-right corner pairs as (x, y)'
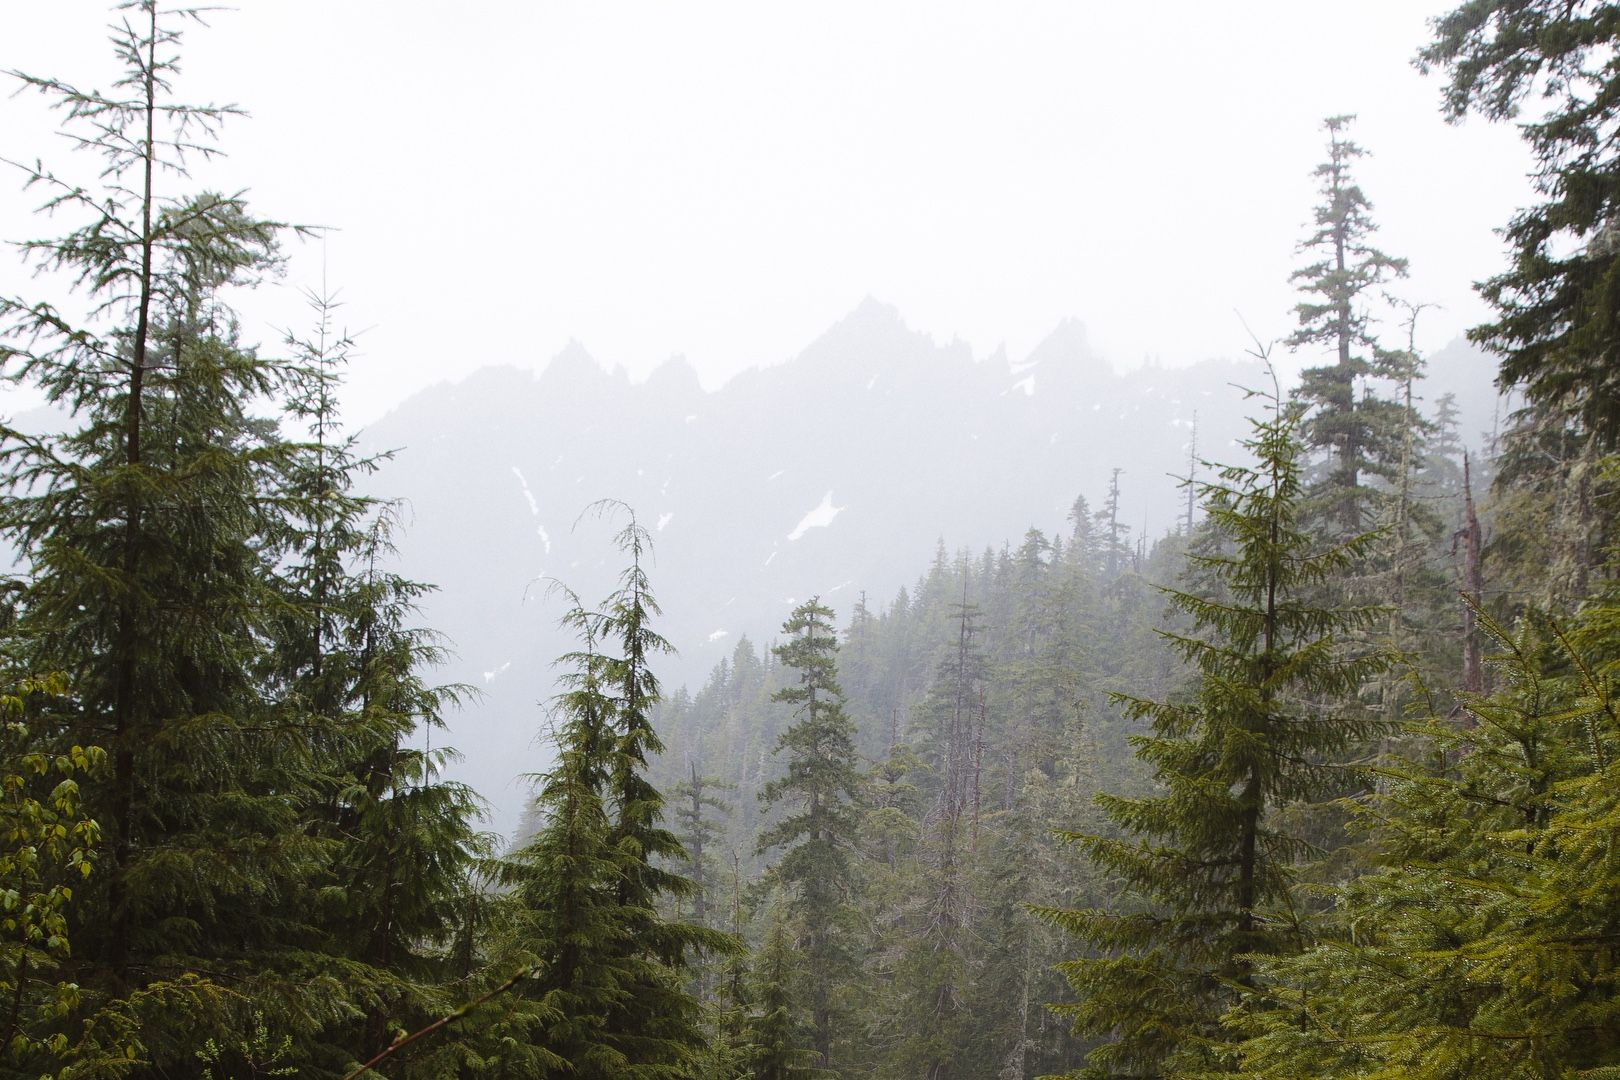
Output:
(340, 965), (540, 1080)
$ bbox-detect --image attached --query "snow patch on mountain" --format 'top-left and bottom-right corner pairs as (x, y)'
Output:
(511, 466), (539, 515)
(657, 512), (674, 532)
(788, 491), (844, 541)
(708, 629), (729, 642)
(509, 466), (552, 553)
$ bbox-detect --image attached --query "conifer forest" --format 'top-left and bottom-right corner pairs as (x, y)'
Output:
(7, 3), (1620, 1079)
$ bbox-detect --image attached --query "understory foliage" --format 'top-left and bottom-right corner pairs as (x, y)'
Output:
(1236, 602), (1620, 1079)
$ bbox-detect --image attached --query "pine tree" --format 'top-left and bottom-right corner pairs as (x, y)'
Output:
(1287, 115), (1411, 534)
(315, 513), (493, 1076)
(590, 503), (736, 1069)
(757, 598), (863, 1071)
(488, 596), (620, 1078)
(1035, 382), (1389, 1078)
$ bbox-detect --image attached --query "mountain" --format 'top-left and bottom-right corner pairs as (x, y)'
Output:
(356, 298), (1499, 838)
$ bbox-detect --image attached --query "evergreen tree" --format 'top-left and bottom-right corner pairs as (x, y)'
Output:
(591, 504), (736, 1068)
(487, 596), (619, 1078)
(1036, 384), (1388, 1078)
(314, 513), (492, 1077)
(746, 904), (822, 1080)
(269, 288), (491, 1076)
(1237, 601), (1620, 1078)
(0, 3), (351, 1065)
(493, 520), (733, 1077)
(1421, 0), (1620, 444)
(1287, 115), (1411, 533)
(757, 599), (863, 1072)
(886, 594), (984, 1079)
(670, 764), (732, 934)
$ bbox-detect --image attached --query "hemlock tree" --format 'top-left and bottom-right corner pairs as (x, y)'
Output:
(1421, 1), (1620, 444)
(486, 597), (617, 1078)
(312, 512), (492, 1076)
(757, 598), (863, 1072)
(592, 504), (736, 1070)
(1035, 384), (1389, 1079)
(1, 9), (491, 1071)
(270, 290), (491, 1075)
(1288, 115), (1411, 534)
(670, 765), (732, 932)
(492, 520), (732, 1078)
(0, 2), (355, 1064)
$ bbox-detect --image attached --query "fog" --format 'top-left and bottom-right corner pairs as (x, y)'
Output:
(0, 3), (1538, 840)
(5, 1), (1531, 425)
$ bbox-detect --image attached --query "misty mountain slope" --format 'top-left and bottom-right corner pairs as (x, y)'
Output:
(357, 298), (1497, 837)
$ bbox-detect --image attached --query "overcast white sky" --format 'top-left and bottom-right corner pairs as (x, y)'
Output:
(2, 1), (1534, 425)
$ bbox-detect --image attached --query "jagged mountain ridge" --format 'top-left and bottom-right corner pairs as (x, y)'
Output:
(358, 298), (1497, 837)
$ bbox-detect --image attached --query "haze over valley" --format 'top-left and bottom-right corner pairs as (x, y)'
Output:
(363, 300), (1502, 837)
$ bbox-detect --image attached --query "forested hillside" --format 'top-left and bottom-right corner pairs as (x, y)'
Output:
(1, 3), (1619, 1080)
(353, 305), (1501, 840)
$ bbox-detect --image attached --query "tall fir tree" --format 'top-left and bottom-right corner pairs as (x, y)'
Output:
(1288, 115), (1411, 534)
(1036, 382), (1389, 1078)
(267, 287), (492, 1076)
(757, 598), (864, 1072)
(592, 503), (735, 1069)
(486, 593), (620, 1078)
